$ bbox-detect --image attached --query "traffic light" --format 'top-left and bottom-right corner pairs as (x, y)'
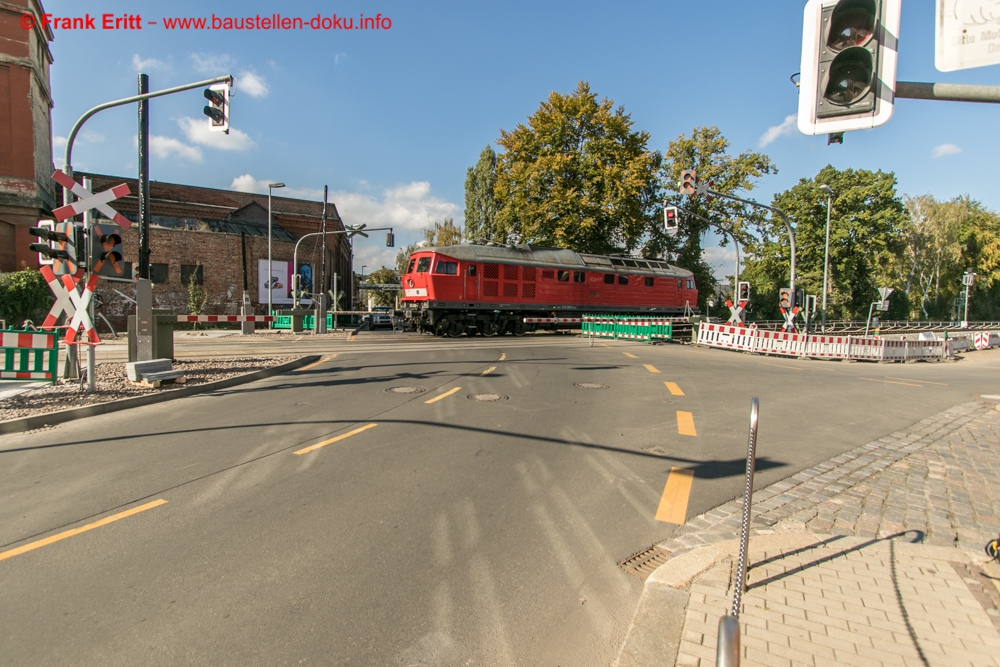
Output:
(680, 170), (697, 195)
(798, 0), (901, 136)
(90, 224), (129, 278)
(795, 288), (805, 309)
(30, 221), (82, 275)
(779, 287), (792, 310)
(663, 206), (679, 233)
(386, 232), (395, 248)
(203, 83), (230, 134)
(737, 281), (750, 302)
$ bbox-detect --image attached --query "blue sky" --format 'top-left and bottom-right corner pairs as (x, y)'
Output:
(43, 0), (1000, 276)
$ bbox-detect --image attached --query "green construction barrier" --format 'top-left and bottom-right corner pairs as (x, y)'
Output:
(0, 328), (58, 383)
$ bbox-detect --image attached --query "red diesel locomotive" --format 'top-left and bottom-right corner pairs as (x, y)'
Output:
(396, 243), (698, 336)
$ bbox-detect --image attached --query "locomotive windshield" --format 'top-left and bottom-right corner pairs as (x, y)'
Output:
(416, 257), (431, 273)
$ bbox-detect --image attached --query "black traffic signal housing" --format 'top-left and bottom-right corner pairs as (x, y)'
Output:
(386, 232), (395, 248)
(798, 0), (900, 136)
(680, 171), (697, 195)
(30, 221), (82, 275)
(663, 206), (679, 233)
(737, 281), (751, 302)
(203, 84), (230, 134)
(90, 224), (129, 278)
(779, 287), (792, 310)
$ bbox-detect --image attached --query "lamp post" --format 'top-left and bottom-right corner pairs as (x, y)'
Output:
(360, 265), (367, 309)
(819, 184), (834, 332)
(267, 182), (285, 322)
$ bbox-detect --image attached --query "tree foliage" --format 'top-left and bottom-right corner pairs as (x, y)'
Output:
(494, 81), (661, 255)
(464, 145), (499, 243)
(659, 126), (776, 311)
(423, 218), (463, 246)
(361, 267), (399, 307)
(0, 269), (52, 327)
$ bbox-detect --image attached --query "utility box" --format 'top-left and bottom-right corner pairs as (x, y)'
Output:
(128, 309), (175, 362)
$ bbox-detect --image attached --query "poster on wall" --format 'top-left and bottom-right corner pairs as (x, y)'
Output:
(257, 260), (312, 307)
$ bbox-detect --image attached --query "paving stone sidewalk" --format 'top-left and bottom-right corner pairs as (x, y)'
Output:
(617, 400), (1000, 666)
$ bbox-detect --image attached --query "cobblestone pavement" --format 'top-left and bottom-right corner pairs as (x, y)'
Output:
(617, 400), (1000, 666)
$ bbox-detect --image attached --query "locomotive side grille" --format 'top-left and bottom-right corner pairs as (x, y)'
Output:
(503, 283), (518, 297)
(483, 263), (500, 280)
(541, 269), (554, 280)
(523, 267), (536, 282)
(523, 283), (536, 298)
(503, 264), (518, 281)
(484, 281), (499, 297)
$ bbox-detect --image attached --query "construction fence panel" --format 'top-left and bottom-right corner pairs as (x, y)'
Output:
(0, 329), (59, 382)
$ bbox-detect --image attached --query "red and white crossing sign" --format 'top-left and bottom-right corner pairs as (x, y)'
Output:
(38, 265), (101, 345)
(780, 306), (800, 333)
(725, 299), (748, 327)
(51, 170), (132, 229)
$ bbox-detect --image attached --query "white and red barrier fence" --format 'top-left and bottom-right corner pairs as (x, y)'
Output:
(173, 315), (275, 323)
(694, 323), (973, 362)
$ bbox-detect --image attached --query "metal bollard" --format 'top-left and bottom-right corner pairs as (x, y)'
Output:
(716, 397), (759, 666)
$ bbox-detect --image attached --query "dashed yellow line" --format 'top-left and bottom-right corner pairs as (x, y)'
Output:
(0, 499), (167, 562)
(677, 411), (697, 436)
(349, 335), (356, 342)
(298, 354), (337, 372)
(498, 353), (506, 361)
(426, 387), (462, 404)
(482, 366), (496, 376)
(656, 468), (694, 524)
(294, 423), (377, 455)
(664, 382), (684, 396)
(885, 376), (947, 386)
(859, 378), (922, 387)
(623, 352), (638, 359)
(643, 364), (660, 374)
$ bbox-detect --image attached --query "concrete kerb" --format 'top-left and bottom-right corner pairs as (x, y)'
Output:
(0, 355), (320, 435)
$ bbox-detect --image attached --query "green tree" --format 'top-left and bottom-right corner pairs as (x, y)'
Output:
(494, 81), (661, 254)
(464, 145), (499, 243)
(395, 243), (417, 276)
(424, 218), (463, 246)
(361, 266), (399, 307)
(0, 269), (52, 328)
(743, 166), (907, 321)
(659, 126), (776, 312)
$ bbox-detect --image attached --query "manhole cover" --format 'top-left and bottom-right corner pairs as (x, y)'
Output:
(575, 382), (609, 390)
(468, 393), (508, 402)
(385, 386), (427, 394)
(620, 545), (672, 580)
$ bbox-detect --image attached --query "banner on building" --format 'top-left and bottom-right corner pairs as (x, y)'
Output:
(257, 260), (311, 306)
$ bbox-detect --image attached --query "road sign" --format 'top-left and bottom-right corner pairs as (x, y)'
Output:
(51, 170), (132, 229)
(62, 272), (100, 345)
(936, 0), (1000, 72)
(780, 306), (800, 332)
(878, 287), (894, 300)
(726, 299), (748, 326)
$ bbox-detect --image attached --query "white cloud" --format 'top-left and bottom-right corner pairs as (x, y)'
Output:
(237, 71), (269, 98)
(758, 114), (798, 148)
(229, 175), (324, 200)
(702, 245), (739, 281)
(148, 135), (203, 162)
(177, 117), (256, 151)
(53, 135), (67, 150)
(334, 52), (348, 65)
(190, 52), (237, 74)
(932, 143), (961, 158)
(132, 54), (169, 72)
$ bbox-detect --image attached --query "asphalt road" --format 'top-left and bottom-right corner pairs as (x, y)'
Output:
(2, 332), (998, 665)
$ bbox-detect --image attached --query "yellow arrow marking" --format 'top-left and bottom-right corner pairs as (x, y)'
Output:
(656, 468), (694, 524)
(294, 423), (377, 455)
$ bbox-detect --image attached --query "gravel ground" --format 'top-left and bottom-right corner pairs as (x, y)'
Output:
(0, 357), (296, 423)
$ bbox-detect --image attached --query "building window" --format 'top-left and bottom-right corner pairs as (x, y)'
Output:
(574, 271), (586, 283)
(435, 261), (458, 275)
(150, 263), (169, 284)
(181, 264), (203, 286)
(604, 274), (615, 284)
(618, 275), (629, 286)
(645, 277), (654, 287)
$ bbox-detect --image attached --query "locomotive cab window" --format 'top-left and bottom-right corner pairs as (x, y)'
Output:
(557, 270), (570, 282)
(686, 278), (694, 289)
(644, 277), (654, 287)
(467, 265), (477, 276)
(407, 259), (416, 274)
(574, 271), (585, 283)
(435, 261), (458, 275)
(604, 274), (615, 284)
(618, 275), (629, 286)
(416, 257), (431, 273)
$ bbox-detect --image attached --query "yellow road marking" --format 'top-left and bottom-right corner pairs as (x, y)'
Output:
(0, 499), (167, 562)
(677, 411), (697, 436)
(426, 387), (462, 404)
(643, 364), (660, 374)
(656, 468), (694, 524)
(482, 366), (496, 375)
(498, 353), (506, 361)
(859, 378), (922, 387)
(294, 423), (378, 455)
(623, 352), (638, 359)
(298, 354), (338, 372)
(664, 382), (684, 396)
(599, 343), (610, 347)
(760, 362), (805, 371)
(885, 376), (947, 386)
(349, 335), (356, 342)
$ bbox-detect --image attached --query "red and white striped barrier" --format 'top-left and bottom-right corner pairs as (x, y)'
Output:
(175, 315), (275, 322)
(1, 330), (57, 380)
(522, 318), (582, 323)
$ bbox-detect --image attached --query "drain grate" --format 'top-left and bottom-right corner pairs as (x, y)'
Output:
(620, 545), (672, 580)
(574, 382), (609, 389)
(385, 386), (427, 394)
(468, 393), (508, 402)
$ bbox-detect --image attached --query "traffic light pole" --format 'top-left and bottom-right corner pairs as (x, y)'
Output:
(896, 82), (1000, 104)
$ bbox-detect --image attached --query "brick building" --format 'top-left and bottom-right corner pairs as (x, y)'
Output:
(76, 173), (350, 330)
(0, 0), (56, 272)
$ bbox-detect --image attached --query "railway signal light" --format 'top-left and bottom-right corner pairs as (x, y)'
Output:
(737, 281), (750, 302)
(798, 0), (901, 137)
(680, 171), (697, 195)
(30, 221), (82, 274)
(779, 287), (792, 310)
(664, 206), (679, 233)
(386, 232), (395, 247)
(90, 224), (128, 278)
(203, 83), (230, 134)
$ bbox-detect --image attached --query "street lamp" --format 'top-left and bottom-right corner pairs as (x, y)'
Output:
(267, 182), (285, 321)
(819, 184), (834, 332)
